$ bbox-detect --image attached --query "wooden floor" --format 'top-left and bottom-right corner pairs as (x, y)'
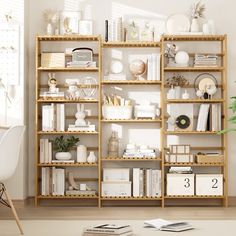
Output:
(1, 199), (236, 220)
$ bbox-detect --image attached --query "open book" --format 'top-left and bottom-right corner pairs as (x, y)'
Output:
(144, 219), (194, 232)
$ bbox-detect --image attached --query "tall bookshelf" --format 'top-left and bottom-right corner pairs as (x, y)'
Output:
(161, 35), (228, 207)
(35, 35), (101, 206)
(35, 35), (227, 207)
(100, 41), (163, 207)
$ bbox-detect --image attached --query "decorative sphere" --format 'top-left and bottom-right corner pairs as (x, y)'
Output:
(110, 60), (123, 74)
(129, 59), (146, 77)
(196, 90), (204, 98)
(175, 51), (189, 66)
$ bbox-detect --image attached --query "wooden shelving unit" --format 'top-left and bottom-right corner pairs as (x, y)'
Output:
(100, 41), (162, 207)
(35, 34), (228, 207)
(161, 35), (228, 207)
(35, 35), (101, 206)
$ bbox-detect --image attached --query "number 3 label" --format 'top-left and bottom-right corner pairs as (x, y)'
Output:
(184, 178), (190, 188)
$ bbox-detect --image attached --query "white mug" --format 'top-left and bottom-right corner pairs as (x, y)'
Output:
(80, 183), (87, 191)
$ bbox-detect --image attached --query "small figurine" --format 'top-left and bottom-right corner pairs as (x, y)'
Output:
(48, 73), (58, 93)
(75, 104), (86, 126)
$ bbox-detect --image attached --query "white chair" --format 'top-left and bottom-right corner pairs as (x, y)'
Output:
(0, 126), (25, 235)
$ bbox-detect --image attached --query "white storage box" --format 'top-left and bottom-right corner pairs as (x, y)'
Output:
(134, 105), (156, 119)
(165, 154), (194, 163)
(167, 174), (195, 196)
(196, 174), (223, 196)
(102, 182), (132, 197)
(41, 53), (65, 68)
(103, 168), (130, 182)
(102, 105), (133, 120)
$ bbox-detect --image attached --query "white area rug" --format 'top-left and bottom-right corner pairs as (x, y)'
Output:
(0, 220), (235, 236)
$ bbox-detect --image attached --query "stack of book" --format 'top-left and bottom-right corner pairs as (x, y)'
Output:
(66, 61), (96, 68)
(147, 53), (160, 81)
(133, 168), (161, 197)
(39, 91), (65, 99)
(196, 103), (221, 131)
(168, 167), (193, 174)
(194, 54), (218, 67)
(42, 103), (65, 131)
(83, 224), (133, 236)
(41, 167), (65, 196)
(123, 145), (158, 159)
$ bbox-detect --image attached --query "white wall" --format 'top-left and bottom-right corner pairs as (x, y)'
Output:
(27, 0), (236, 197)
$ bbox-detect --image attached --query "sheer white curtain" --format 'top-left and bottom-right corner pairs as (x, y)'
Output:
(0, 0), (24, 126)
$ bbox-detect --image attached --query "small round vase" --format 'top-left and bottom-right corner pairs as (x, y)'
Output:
(55, 152), (72, 160)
(191, 18), (200, 32)
(87, 151), (97, 163)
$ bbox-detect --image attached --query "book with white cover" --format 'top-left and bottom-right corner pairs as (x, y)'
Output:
(44, 139), (49, 163)
(56, 104), (65, 131)
(145, 169), (152, 197)
(133, 168), (140, 197)
(197, 104), (210, 131)
(144, 218), (193, 232)
(139, 169), (144, 197)
(152, 54), (157, 81)
(40, 139), (45, 163)
(48, 142), (52, 164)
(41, 168), (46, 195)
(147, 55), (153, 81)
(42, 105), (51, 131)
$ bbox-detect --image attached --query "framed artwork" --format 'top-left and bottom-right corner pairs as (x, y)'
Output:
(60, 11), (81, 35)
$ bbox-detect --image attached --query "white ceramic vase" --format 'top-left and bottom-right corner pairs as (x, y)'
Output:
(55, 152), (72, 160)
(87, 151), (97, 163)
(46, 23), (53, 35)
(191, 18), (200, 32)
(77, 145), (87, 163)
(175, 86), (181, 99)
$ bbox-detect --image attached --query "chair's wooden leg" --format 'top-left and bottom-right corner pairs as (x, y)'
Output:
(4, 189), (24, 235)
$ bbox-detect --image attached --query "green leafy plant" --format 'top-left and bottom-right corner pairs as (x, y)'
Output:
(52, 136), (79, 152)
(218, 90), (236, 134)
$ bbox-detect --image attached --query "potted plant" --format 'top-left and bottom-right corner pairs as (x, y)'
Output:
(53, 136), (79, 160)
(166, 74), (189, 99)
(190, 1), (206, 32)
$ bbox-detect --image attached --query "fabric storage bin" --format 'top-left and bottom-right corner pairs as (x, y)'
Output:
(102, 105), (133, 120)
(102, 182), (132, 197)
(167, 174), (195, 196)
(196, 174), (223, 196)
(165, 154), (194, 163)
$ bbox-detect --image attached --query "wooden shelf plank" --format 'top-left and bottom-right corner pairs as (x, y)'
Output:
(37, 67), (99, 72)
(102, 157), (162, 161)
(101, 196), (162, 200)
(165, 195), (224, 199)
(102, 41), (161, 47)
(37, 35), (100, 41)
(166, 99), (224, 103)
(164, 163), (224, 167)
(165, 131), (219, 135)
(38, 163), (98, 167)
(163, 35), (226, 41)
(101, 119), (162, 123)
(164, 67), (224, 72)
(102, 80), (162, 85)
(37, 195), (98, 199)
(37, 99), (98, 103)
(37, 131), (98, 135)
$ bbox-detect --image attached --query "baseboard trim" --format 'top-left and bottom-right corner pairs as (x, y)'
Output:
(12, 196), (236, 207)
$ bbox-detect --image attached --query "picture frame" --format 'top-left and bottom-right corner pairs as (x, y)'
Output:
(60, 11), (81, 35)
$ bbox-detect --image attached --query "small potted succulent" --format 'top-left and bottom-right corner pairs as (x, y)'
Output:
(53, 136), (79, 160)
